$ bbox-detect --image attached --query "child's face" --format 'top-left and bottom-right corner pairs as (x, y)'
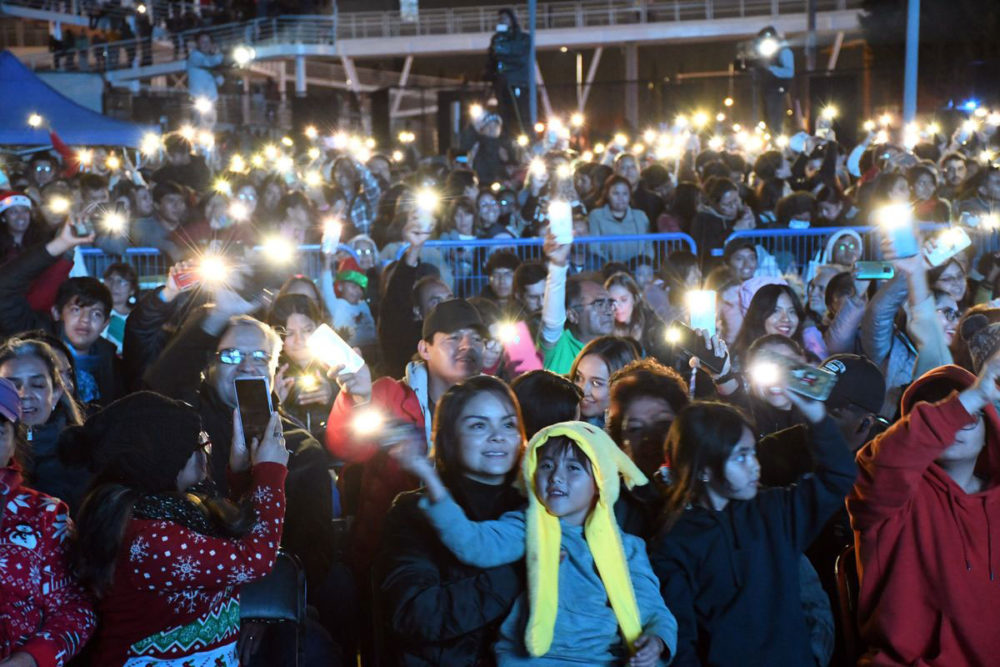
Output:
(705, 427), (760, 505)
(534, 444), (596, 526)
(341, 281), (364, 304)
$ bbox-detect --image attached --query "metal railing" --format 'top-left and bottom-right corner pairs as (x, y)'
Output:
(1, 0), (219, 20)
(20, 15), (338, 72)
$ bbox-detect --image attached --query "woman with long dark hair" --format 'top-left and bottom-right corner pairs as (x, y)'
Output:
(650, 399), (855, 666)
(376, 375), (527, 665)
(731, 283), (809, 366)
(69, 391), (288, 666)
(0, 377), (96, 666)
(587, 174), (652, 264)
(568, 336), (640, 427)
(0, 337), (86, 511)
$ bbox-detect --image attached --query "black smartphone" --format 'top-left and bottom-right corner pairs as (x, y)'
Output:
(235, 377), (273, 443)
(71, 219), (94, 238)
(668, 321), (727, 375)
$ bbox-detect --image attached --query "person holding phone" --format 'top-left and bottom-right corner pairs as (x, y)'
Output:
(143, 286), (341, 658)
(69, 392), (288, 666)
(650, 394), (855, 667)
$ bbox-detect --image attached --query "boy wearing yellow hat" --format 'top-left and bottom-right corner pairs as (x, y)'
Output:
(391, 420), (677, 665)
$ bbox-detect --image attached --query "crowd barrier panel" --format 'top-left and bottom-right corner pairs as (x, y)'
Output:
(724, 224), (949, 277)
(395, 233), (698, 297)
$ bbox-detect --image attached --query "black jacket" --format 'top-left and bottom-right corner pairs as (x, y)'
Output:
(376, 260), (423, 379)
(375, 476), (524, 666)
(649, 417), (856, 667)
(144, 312), (337, 589)
(26, 411), (90, 515)
(0, 243), (123, 405)
(122, 287), (199, 392)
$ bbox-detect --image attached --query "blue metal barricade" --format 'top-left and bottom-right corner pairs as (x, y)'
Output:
(397, 233), (698, 297)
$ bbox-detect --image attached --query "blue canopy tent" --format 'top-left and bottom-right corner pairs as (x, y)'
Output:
(0, 51), (154, 148)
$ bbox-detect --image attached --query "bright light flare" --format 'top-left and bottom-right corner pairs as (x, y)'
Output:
(77, 149), (93, 166)
(692, 111), (709, 128)
(193, 97), (214, 114)
(213, 178), (231, 196)
(757, 37), (779, 57)
(723, 97), (734, 107)
(228, 201), (250, 221)
(140, 132), (162, 156)
(197, 130), (214, 148)
(415, 188), (440, 213)
(665, 327), (681, 344)
(750, 361), (781, 387)
(534, 122), (546, 133)
(48, 196), (70, 215)
(529, 158), (547, 177)
(570, 112), (584, 128)
(516, 134), (529, 147)
(391, 149), (404, 162)
(179, 124), (196, 141)
(863, 120), (876, 132)
(304, 125), (318, 139)
(261, 236), (296, 264)
(495, 322), (520, 345)
(556, 163), (572, 179)
(873, 203), (913, 230)
(469, 103), (484, 120)
(232, 45), (256, 66)
(304, 170), (323, 187)
(398, 130), (415, 144)
(105, 155), (121, 171)
(351, 408), (385, 436)
(27, 113), (43, 128)
(199, 254), (230, 283)
(101, 211), (127, 234)
(821, 106), (838, 120)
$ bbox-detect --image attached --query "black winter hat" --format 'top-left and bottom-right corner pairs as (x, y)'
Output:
(60, 391), (203, 493)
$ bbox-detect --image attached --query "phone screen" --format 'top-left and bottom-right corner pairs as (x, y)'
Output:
(235, 377), (273, 443)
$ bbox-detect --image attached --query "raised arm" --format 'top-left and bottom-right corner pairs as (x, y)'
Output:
(848, 356), (1000, 530)
(539, 234), (570, 350)
(860, 274), (908, 366)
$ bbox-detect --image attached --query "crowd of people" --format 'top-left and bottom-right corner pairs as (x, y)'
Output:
(1, 77), (1000, 666)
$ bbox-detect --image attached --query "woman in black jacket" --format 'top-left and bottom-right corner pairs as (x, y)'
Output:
(649, 398), (855, 666)
(375, 375), (526, 666)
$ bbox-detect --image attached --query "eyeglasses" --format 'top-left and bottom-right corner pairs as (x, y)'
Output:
(936, 307), (961, 323)
(216, 348), (271, 365)
(574, 298), (615, 312)
(354, 248), (376, 256)
(34, 165), (53, 172)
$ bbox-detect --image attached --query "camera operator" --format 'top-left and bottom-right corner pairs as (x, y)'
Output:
(487, 9), (531, 135)
(740, 26), (795, 134)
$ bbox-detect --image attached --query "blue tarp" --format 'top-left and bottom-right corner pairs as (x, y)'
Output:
(0, 50), (153, 148)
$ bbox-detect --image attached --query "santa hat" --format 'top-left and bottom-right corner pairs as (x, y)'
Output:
(0, 191), (32, 216)
(334, 256), (368, 298)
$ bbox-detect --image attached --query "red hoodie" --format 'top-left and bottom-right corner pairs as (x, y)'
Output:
(847, 365), (1000, 666)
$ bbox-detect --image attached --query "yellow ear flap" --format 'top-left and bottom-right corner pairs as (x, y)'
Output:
(523, 483), (561, 656)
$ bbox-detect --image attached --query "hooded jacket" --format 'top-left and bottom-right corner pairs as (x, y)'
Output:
(649, 415), (855, 667)
(847, 365), (1000, 666)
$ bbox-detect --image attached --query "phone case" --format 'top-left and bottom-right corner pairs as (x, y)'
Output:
(757, 350), (839, 401)
(854, 261), (894, 280)
(502, 321), (543, 374)
(235, 377), (273, 441)
(306, 324), (365, 375)
(924, 228), (972, 267)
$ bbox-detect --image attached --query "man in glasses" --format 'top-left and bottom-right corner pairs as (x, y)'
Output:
(144, 287), (338, 632)
(537, 235), (616, 375)
(28, 153), (58, 189)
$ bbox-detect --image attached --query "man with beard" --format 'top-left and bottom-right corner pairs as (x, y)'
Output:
(325, 298), (487, 577)
(537, 235), (616, 375)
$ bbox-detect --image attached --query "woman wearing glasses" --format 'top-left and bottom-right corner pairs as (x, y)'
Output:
(69, 391), (289, 667)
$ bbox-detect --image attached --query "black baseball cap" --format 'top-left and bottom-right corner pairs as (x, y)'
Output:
(422, 299), (488, 341)
(821, 354), (886, 414)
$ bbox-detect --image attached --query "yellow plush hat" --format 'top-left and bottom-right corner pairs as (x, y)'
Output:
(521, 421), (649, 657)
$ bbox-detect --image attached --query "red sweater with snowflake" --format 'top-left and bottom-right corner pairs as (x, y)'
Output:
(0, 467), (96, 667)
(90, 462), (287, 666)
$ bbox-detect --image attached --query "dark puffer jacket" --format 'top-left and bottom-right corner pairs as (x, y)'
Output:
(375, 475), (524, 666)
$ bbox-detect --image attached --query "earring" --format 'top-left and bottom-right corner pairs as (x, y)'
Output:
(701, 473), (710, 483)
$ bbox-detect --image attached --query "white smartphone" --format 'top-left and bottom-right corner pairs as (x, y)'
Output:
(306, 324), (365, 375)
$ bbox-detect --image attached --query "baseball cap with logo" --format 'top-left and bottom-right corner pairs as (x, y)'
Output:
(821, 354), (886, 414)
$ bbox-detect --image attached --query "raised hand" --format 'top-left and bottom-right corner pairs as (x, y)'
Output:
(251, 412), (290, 467)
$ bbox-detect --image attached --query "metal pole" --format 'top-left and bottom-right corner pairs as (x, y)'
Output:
(903, 0), (919, 122)
(528, 0), (537, 127)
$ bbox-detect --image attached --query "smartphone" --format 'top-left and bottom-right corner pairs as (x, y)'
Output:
(306, 324), (365, 375)
(173, 269), (200, 290)
(71, 219), (94, 238)
(668, 321), (726, 375)
(548, 200), (574, 245)
(686, 290), (717, 337)
(235, 377), (273, 443)
(498, 321), (543, 374)
(924, 227), (972, 267)
(756, 350), (839, 401)
(854, 261), (894, 280)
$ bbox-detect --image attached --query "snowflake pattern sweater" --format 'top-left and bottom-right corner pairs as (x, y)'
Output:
(0, 467), (96, 667)
(90, 462), (287, 667)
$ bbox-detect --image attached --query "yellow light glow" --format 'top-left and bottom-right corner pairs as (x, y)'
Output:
(665, 327), (681, 344)
(674, 115), (689, 129)
(228, 200), (250, 221)
(304, 170), (323, 187)
(351, 407), (384, 436)
(570, 112), (584, 128)
(199, 255), (230, 283)
(490, 182), (502, 192)
(613, 132), (629, 146)
(873, 203), (913, 230)
(469, 103), (484, 120)
(250, 154), (264, 168)
(926, 122), (941, 136)
(581, 150), (594, 162)
(213, 178), (231, 196)
(232, 45), (255, 66)
(631, 144), (645, 155)
(529, 158), (546, 177)
(875, 130), (889, 144)
(594, 142), (605, 154)
(261, 236), (296, 264)
(391, 149), (404, 162)
(495, 322), (520, 345)
(758, 37), (779, 57)
(863, 120), (876, 132)
(179, 125), (196, 141)
(732, 123), (742, 132)
(988, 112), (1000, 127)
(263, 144), (278, 160)
(963, 118), (979, 134)
(974, 107), (989, 118)
(750, 361), (781, 386)
(398, 130), (415, 144)
(77, 149), (93, 166)
(365, 137), (376, 149)
(307, 147), (321, 160)
(534, 122), (546, 133)
(193, 97), (213, 114)
(716, 113), (726, 122)
(980, 150), (994, 163)
(298, 374), (319, 392)
(48, 196), (70, 215)
(643, 129), (657, 144)
(879, 113), (893, 127)
(982, 213), (1000, 230)
(304, 125), (318, 139)
(281, 136), (294, 147)
(821, 106), (838, 120)
(101, 211), (127, 234)
(516, 134), (529, 147)
(708, 136), (724, 151)
(775, 135), (789, 149)
(415, 188), (440, 213)
(556, 163), (572, 179)
(196, 130), (214, 148)
(723, 97), (734, 107)
(692, 111), (709, 128)
(105, 155), (121, 171)
(275, 156), (294, 173)
(140, 132), (162, 156)
(27, 113), (43, 128)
